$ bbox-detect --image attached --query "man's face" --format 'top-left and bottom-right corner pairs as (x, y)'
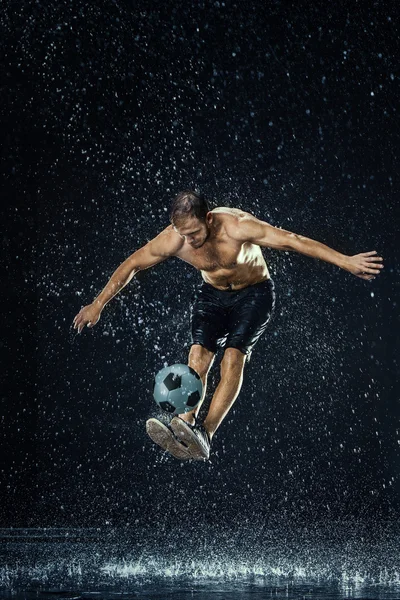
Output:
(174, 215), (210, 249)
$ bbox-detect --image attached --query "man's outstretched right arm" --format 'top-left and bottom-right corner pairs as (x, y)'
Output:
(73, 226), (181, 333)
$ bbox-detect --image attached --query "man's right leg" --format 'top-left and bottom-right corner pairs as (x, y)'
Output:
(178, 344), (215, 425)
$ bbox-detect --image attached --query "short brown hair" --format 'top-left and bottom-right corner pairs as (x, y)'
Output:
(170, 190), (209, 225)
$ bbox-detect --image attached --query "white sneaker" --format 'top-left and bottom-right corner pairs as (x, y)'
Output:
(170, 417), (211, 460)
(146, 418), (192, 460)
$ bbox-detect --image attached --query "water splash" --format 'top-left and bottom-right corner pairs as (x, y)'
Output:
(1, 523), (399, 597)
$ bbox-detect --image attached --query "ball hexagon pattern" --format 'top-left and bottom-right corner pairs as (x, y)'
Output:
(153, 363), (203, 415)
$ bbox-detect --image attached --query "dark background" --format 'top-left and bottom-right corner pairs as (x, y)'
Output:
(1, 0), (399, 530)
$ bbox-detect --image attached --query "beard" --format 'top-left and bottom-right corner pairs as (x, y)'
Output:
(189, 224), (210, 248)
(199, 228), (210, 246)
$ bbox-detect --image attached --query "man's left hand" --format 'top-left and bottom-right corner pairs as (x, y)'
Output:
(345, 251), (384, 280)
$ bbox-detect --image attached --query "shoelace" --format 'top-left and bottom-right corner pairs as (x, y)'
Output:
(176, 416), (211, 445)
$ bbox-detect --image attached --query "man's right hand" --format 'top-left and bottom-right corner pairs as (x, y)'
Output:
(73, 302), (103, 333)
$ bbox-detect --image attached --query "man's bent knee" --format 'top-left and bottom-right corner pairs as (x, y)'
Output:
(221, 347), (247, 372)
(188, 344), (215, 378)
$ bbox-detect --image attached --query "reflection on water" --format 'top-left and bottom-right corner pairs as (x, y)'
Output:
(0, 523), (399, 599)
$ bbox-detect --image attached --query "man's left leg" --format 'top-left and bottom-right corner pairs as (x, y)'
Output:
(203, 347), (246, 440)
(170, 347), (247, 459)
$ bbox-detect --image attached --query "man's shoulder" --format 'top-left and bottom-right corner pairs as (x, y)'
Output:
(211, 207), (268, 244)
(151, 225), (184, 256)
(211, 206), (249, 220)
(211, 207), (255, 236)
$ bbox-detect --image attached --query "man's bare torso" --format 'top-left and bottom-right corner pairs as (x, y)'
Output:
(169, 207), (270, 291)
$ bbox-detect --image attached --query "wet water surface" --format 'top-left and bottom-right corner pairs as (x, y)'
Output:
(0, 524), (399, 599)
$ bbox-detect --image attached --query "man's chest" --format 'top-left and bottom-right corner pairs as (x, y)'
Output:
(178, 241), (251, 272)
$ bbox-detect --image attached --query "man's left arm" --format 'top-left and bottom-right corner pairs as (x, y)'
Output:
(229, 212), (383, 281)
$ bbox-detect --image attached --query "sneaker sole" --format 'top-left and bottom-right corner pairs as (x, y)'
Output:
(146, 418), (192, 460)
(170, 417), (209, 460)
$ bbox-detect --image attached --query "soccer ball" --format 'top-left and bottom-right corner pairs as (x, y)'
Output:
(153, 363), (203, 415)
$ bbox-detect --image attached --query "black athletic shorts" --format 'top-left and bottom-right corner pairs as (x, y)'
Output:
(190, 278), (276, 358)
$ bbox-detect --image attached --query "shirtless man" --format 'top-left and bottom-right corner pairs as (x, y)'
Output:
(73, 190), (384, 461)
